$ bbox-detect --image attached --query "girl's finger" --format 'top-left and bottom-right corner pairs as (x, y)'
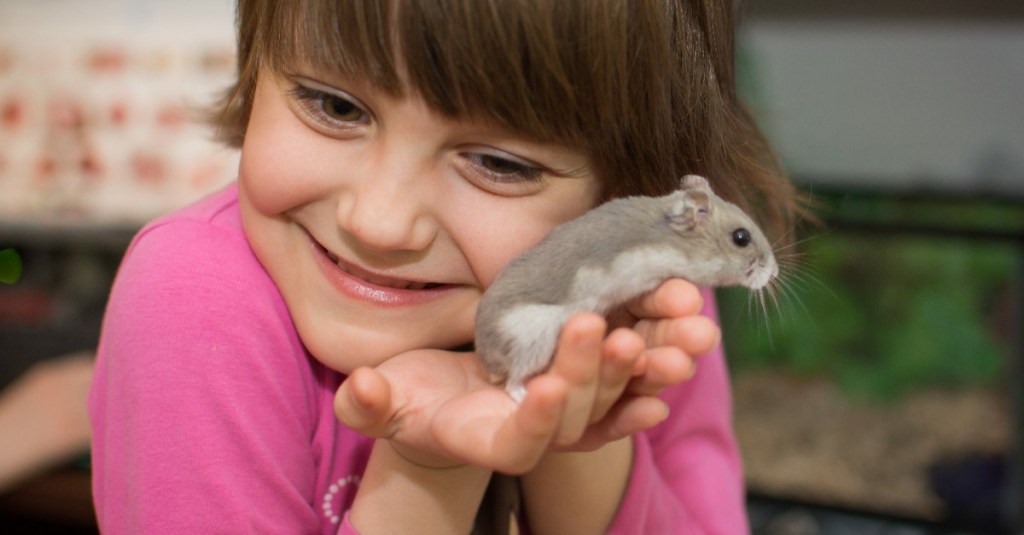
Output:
(334, 367), (395, 438)
(590, 327), (645, 421)
(547, 314), (606, 446)
(633, 315), (720, 356)
(626, 346), (697, 397)
(625, 278), (703, 320)
(454, 375), (569, 474)
(564, 396), (670, 452)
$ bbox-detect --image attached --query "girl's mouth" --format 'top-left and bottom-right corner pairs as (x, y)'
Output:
(321, 247), (444, 291)
(307, 234), (454, 306)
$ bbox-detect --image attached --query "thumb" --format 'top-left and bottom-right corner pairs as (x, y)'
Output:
(334, 367), (395, 438)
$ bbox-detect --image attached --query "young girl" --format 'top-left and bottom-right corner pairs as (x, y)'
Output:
(89, 0), (800, 533)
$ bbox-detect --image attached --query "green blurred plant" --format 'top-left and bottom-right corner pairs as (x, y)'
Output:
(718, 231), (1015, 402)
(0, 248), (23, 284)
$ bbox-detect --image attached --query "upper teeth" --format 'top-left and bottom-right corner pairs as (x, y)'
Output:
(326, 249), (435, 290)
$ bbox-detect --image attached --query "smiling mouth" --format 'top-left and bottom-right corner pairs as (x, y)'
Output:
(318, 244), (445, 291)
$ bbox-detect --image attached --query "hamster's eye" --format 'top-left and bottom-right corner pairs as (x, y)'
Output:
(731, 228), (752, 248)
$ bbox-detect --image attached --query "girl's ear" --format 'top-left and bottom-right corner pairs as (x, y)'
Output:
(667, 189), (711, 231)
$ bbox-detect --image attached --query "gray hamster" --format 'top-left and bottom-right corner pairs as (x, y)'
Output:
(474, 174), (777, 401)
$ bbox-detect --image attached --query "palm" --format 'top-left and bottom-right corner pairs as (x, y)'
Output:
(339, 349), (566, 473)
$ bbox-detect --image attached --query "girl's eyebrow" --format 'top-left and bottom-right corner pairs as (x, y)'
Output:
(278, 65), (336, 85)
(277, 60), (351, 85)
(286, 74), (348, 94)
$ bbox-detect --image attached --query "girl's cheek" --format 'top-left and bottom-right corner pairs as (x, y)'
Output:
(239, 75), (331, 216)
(466, 224), (554, 288)
(238, 146), (308, 217)
(459, 196), (596, 288)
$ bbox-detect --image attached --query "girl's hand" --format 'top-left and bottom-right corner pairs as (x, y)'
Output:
(546, 278), (720, 451)
(335, 348), (571, 474)
(334, 278), (718, 471)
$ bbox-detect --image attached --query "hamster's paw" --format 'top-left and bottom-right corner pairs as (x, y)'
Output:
(505, 382), (527, 404)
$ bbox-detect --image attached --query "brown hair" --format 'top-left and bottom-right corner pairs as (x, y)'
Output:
(211, 0), (803, 243)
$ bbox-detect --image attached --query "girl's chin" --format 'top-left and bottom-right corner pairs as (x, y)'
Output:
(301, 325), (473, 374)
(309, 347), (396, 375)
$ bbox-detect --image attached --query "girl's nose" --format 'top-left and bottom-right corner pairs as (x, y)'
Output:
(335, 159), (439, 252)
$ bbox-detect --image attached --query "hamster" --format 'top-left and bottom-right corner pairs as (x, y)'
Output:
(474, 174), (777, 402)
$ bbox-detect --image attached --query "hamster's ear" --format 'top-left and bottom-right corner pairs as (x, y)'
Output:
(667, 189), (711, 231)
(680, 174), (711, 192)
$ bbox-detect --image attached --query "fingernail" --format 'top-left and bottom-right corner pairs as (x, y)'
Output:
(657, 401), (670, 422)
(687, 361), (699, 380)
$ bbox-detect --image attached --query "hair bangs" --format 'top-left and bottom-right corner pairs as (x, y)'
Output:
(393, 0), (679, 196)
(260, 0), (402, 94)
(260, 0), (611, 149)
(395, 1), (586, 146)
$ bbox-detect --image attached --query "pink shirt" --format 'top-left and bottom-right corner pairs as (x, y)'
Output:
(89, 183), (747, 534)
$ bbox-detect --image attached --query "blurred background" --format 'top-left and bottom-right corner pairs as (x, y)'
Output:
(0, 0), (1022, 533)
(728, 1), (1024, 534)
(0, 0), (237, 532)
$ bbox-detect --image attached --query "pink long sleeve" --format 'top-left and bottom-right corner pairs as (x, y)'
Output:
(605, 293), (748, 534)
(89, 185), (371, 534)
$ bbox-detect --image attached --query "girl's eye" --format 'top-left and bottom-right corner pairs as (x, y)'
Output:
(320, 95), (363, 122)
(288, 84), (369, 128)
(463, 152), (544, 185)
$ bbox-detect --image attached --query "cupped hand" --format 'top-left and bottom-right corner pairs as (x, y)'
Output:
(334, 278), (720, 473)
(335, 348), (570, 474)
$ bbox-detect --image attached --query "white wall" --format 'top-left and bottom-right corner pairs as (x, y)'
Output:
(740, 20), (1024, 196)
(0, 0), (239, 224)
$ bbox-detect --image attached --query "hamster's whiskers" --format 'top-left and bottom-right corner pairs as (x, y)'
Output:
(736, 237), (835, 351)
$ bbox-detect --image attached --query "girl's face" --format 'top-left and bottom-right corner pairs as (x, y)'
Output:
(238, 67), (600, 372)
